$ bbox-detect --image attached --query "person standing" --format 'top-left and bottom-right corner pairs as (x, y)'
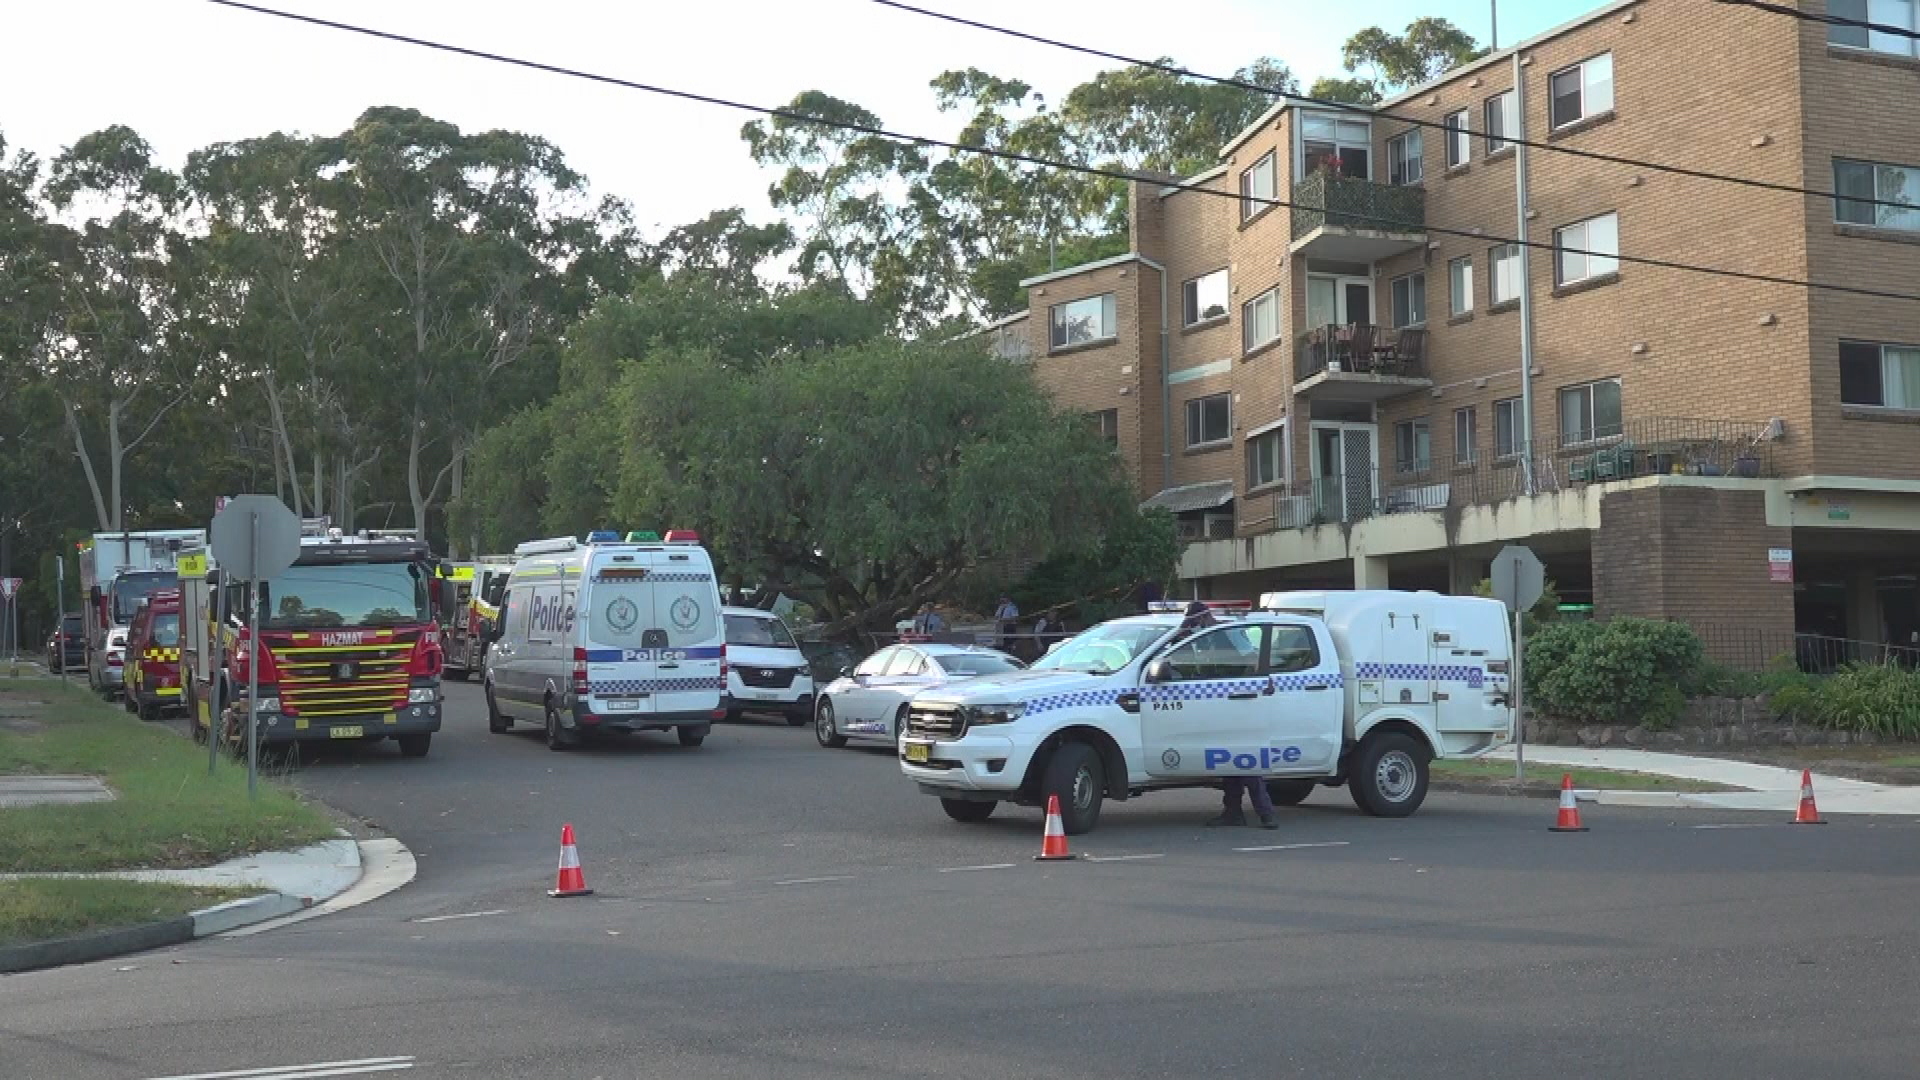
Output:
(994, 596), (1020, 651)
(914, 603), (947, 638)
(1208, 777), (1279, 830)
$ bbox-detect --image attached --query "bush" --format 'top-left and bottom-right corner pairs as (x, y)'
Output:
(1526, 618), (1706, 729)
(1798, 664), (1920, 736)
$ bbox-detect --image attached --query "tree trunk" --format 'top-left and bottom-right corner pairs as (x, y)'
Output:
(407, 413), (428, 540)
(448, 448), (466, 559)
(62, 397), (111, 531)
(106, 398), (124, 532)
(260, 376), (304, 516)
(313, 449), (324, 522)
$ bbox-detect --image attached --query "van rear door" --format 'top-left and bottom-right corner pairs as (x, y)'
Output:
(581, 553), (657, 717)
(636, 549), (722, 718)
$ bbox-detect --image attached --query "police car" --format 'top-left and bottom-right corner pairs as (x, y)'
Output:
(899, 591), (1514, 834)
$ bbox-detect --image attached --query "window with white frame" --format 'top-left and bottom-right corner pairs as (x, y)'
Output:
(1301, 113), (1372, 179)
(1444, 110), (1471, 167)
(1243, 286), (1281, 353)
(1489, 244), (1521, 305)
(1549, 53), (1615, 129)
(1834, 159), (1920, 232)
(1387, 130), (1424, 186)
(1449, 256), (1473, 316)
(1247, 428), (1284, 489)
(1554, 212), (1620, 286)
(1088, 408), (1120, 448)
(1240, 152), (1276, 221)
(1559, 378), (1623, 445)
(1840, 341), (1920, 409)
(1394, 419), (1432, 474)
(1454, 406), (1477, 465)
(1390, 272), (1426, 328)
(1484, 90), (1518, 154)
(1183, 269), (1230, 325)
(1186, 392), (1232, 447)
(1049, 293), (1117, 349)
(1494, 397), (1522, 458)
(1829, 0), (1920, 58)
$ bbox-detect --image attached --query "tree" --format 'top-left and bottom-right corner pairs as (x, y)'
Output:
(1321, 18), (1484, 103)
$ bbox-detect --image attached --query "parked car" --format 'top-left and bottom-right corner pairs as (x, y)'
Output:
(721, 606), (815, 726)
(98, 627), (128, 697)
(815, 643), (1024, 749)
(123, 590), (183, 723)
(45, 614), (85, 672)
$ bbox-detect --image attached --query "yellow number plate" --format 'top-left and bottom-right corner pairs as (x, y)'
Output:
(330, 725), (365, 739)
(903, 742), (930, 764)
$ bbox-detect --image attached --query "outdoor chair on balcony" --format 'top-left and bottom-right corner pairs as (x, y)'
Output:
(1567, 439), (1637, 484)
(1375, 327), (1426, 376)
(1337, 323), (1376, 372)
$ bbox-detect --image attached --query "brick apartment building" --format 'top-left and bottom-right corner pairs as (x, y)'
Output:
(996, 0), (1920, 663)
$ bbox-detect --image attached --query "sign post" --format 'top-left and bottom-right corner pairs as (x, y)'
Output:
(56, 557), (66, 682)
(209, 495), (302, 799)
(0, 577), (21, 666)
(1489, 544), (1546, 782)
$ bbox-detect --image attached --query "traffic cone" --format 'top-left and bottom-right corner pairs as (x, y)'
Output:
(548, 823), (594, 897)
(1549, 773), (1588, 832)
(1034, 795), (1077, 861)
(1793, 769), (1826, 825)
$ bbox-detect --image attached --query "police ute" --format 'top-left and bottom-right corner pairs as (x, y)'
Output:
(899, 590), (1514, 834)
(484, 530), (726, 751)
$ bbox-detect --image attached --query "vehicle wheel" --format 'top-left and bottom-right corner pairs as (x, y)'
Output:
(893, 704), (911, 742)
(186, 685), (207, 745)
(677, 725), (708, 748)
(1040, 740), (1105, 835)
(1265, 779), (1317, 807)
(723, 709), (743, 724)
(784, 708), (809, 728)
(397, 734), (432, 758)
(138, 699), (160, 724)
(941, 798), (996, 824)
(486, 683), (511, 733)
(1348, 732), (1429, 818)
(814, 699), (847, 748)
(545, 702), (573, 752)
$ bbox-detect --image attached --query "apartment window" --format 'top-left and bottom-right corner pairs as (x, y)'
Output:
(1549, 53), (1614, 129)
(1301, 113), (1372, 179)
(1448, 256), (1474, 316)
(1240, 152), (1276, 221)
(1494, 397), (1522, 458)
(1834, 159), (1920, 232)
(1484, 90), (1518, 154)
(1049, 293), (1117, 350)
(1390, 272), (1427, 328)
(1183, 269), (1230, 325)
(1453, 407), (1478, 465)
(1387, 130), (1424, 186)
(1559, 378), (1624, 445)
(1840, 341), (1920, 409)
(1489, 244), (1521, 305)
(1186, 392), (1232, 448)
(1247, 428), (1284, 489)
(1554, 212), (1620, 286)
(1829, 0), (1920, 57)
(1394, 419), (1432, 474)
(1088, 408), (1120, 448)
(1242, 287), (1282, 353)
(1444, 110), (1471, 167)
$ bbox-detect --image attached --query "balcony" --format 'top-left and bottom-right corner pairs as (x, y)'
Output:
(1294, 324), (1431, 401)
(1289, 169), (1427, 262)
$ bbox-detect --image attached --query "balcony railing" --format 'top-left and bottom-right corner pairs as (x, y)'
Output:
(1296, 323), (1430, 383)
(1290, 168), (1427, 241)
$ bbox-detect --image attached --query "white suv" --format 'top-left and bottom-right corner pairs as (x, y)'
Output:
(721, 607), (815, 726)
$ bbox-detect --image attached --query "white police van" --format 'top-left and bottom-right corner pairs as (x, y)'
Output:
(900, 590), (1513, 833)
(484, 530), (726, 751)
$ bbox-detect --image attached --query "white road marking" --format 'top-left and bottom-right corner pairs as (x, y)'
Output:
(142, 1056), (414, 1080)
(1232, 841), (1352, 853)
(774, 875), (853, 886)
(938, 863), (1016, 873)
(1083, 853), (1165, 863)
(1691, 823), (1775, 830)
(412, 909), (507, 924)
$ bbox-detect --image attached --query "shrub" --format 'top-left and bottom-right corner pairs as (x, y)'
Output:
(1526, 618), (1706, 729)
(1800, 664), (1920, 736)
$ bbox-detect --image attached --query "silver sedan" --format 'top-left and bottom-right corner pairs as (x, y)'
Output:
(815, 643), (1024, 749)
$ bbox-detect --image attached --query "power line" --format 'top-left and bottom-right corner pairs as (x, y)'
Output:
(1713, 0), (1920, 40)
(200, 0), (1920, 304)
(868, 0), (1919, 215)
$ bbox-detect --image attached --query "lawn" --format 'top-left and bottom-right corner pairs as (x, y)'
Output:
(0, 678), (336, 873)
(1431, 758), (1736, 793)
(0, 878), (257, 946)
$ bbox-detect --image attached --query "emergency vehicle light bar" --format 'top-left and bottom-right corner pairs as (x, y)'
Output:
(586, 530), (621, 543)
(514, 537), (579, 556)
(664, 530), (699, 544)
(1147, 600), (1252, 615)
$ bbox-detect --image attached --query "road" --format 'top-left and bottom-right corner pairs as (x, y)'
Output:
(6, 681), (1920, 1079)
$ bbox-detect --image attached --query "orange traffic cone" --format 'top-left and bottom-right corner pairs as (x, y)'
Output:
(549, 823), (594, 897)
(1549, 773), (1588, 832)
(1034, 795), (1077, 861)
(1793, 769), (1826, 825)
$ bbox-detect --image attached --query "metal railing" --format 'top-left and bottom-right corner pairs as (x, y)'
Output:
(1295, 323), (1431, 383)
(1684, 623), (1920, 674)
(1289, 168), (1427, 241)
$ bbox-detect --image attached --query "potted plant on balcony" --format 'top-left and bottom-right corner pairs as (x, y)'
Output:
(1733, 451), (1761, 478)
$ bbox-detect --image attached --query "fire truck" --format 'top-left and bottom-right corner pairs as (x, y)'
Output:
(439, 554), (517, 680)
(79, 530), (206, 698)
(178, 521), (448, 758)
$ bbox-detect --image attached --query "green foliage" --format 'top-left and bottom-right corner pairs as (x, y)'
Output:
(1336, 18), (1485, 100)
(1526, 618), (1706, 729)
(997, 508), (1180, 620)
(1307, 77), (1385, 106)
(1472, 576), (1560, 634)
(1779, 664), (1920, 736)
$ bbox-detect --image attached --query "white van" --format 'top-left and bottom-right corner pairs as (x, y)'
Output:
(484, 530), (726, 751)
(721, 606), (815, 726)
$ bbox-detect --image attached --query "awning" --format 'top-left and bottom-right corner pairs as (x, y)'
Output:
(1141, 480), (1235, 514)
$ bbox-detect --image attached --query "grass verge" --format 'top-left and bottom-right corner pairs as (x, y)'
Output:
(0, 878), (257, 946)
(0, 678), (336, 873)
(1431, 758), (1736, 793)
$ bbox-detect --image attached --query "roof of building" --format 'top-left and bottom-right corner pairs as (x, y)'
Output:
(1018, 252), (1146, 289)
(1141, 480), (1236, 514)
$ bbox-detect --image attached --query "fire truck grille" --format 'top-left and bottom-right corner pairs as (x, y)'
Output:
(274, 636), (415, 717)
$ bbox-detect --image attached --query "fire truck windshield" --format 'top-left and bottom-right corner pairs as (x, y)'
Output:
(258, 562), (431, 630)
(112, 572), (177, 624)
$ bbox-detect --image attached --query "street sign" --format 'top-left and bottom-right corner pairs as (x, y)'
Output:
(1768, 547), (1794, 584)
(1489, 545), (1545, 614)
(210, 496), (301, 581)
(0, 578), (18, 600)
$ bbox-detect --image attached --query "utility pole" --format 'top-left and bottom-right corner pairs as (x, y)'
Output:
(1491, 0), (1499, 49)
(1512, 50), (1538, 495)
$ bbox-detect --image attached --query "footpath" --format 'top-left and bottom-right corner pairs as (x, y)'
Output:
(1492, 745), (1920, 816)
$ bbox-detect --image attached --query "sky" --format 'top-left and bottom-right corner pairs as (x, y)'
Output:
(2, 0), (1598, 238)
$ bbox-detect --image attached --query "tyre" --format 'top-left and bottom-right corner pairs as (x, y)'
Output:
(723, 709), (743, 724)
(1348, 732), (1430, 818)
(814, 699), (847, 748)
(138, 698), (160, 724)
(1040, 740), (1105, 835)
(677, 725), (708, 748)
(783, 708), (809, 728)
(893, 704), (910, 743)
(1265, 779), (1317, 807)
(485, 683), (511, 733)
(941, 798), (996, 824)
(186, 684), (208, 746)
(545, 701), (573, 752)
(397, 734), (432, 758)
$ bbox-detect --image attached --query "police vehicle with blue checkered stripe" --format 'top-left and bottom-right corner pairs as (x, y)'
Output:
(483, 530), (726, 751)
(900, 590), (1514, 834)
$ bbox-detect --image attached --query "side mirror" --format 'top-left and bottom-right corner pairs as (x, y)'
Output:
(1145, 660), (1172, 684)
(837, 665), (852, 678)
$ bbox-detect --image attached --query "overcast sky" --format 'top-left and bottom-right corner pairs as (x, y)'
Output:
(3, 0), (1595, 236)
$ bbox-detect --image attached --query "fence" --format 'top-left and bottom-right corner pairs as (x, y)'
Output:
(1289, 168), (1426, 240)
(1684, 622), (1920, 674)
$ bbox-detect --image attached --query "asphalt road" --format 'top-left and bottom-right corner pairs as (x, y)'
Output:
(7, 681), (1920, 1079)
